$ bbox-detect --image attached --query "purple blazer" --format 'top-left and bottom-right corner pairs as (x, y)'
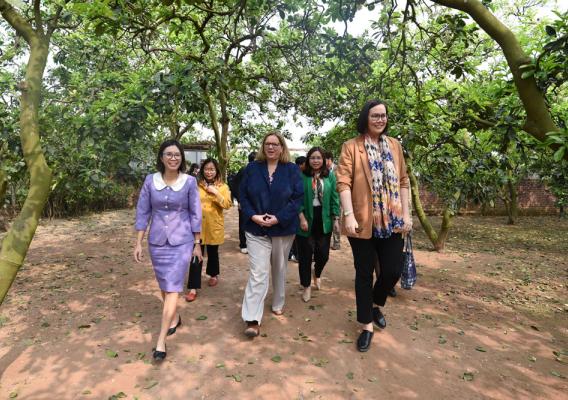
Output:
(135, 173), (202, 246)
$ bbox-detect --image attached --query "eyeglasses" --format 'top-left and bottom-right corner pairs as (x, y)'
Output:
(163, 152), (182, 159)
(369, 113), (388, 121)
(203, 168), (217, 172)
(309, 156), (323, 160)
(264, 142), (281, 148)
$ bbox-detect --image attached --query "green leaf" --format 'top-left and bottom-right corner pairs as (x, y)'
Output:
(271, 355), (282, 363)
(108, 392), (127, 400)
(438, 335), (447, 344)
(462, 372), (474, 381)
(521, 70), (534, 79)
(553, 147), (566, 162)
(232, 374), (242, 382)
(9, 391), (18, 399)
(196, 315), (207, 320)
(105, 349), (118, 358)
(216, 362), (225, 368)
(475, 346), (487, 352)
(545, 25), (557, 36)
(346, 372), (354, 380)
(550, 370), (566, 379)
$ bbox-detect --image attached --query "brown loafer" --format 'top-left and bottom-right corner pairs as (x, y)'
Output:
(244, 321), (259, 337)
(208, 276), (218, 287)
(185, 291), (197, 302)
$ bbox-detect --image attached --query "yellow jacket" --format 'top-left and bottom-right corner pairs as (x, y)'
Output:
(199, 181), (232, 245)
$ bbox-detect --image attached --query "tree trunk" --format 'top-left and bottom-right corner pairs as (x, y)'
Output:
(0, 170), (6, 207)
(218, 90), (229, 181)
(506, 175), (518, 225)
(0, 2), (53, 304)
(407, 160), (457, 251)
(430, 0), (560, 150)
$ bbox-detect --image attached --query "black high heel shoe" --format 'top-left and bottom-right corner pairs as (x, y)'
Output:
(153, 344), (167, 361)
(167, 315), (182, 336)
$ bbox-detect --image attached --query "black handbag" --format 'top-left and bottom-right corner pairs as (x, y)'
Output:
(400, 234), (417, 289)
(187, 256), (202, 290)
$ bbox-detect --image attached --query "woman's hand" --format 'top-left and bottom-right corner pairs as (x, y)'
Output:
(206, 185), (219, 196)
(344, 214), (359, 235)
(263, 214), (278, 227)
(333, 219), (340, 233)
(192, 243), (203, 262)
(402, 214), (413, 234)
(252, 214), (267, 226)
(134, 242), (143, 263)
(299, 214), (308, 231)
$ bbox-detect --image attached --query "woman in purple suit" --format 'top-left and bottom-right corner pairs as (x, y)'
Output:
(134, 139), (202, 361)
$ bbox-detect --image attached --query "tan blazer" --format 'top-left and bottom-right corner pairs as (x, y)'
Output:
(336, 135), (409, 239)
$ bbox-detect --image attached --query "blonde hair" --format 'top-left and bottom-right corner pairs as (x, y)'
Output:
(256, 131), (291, 163)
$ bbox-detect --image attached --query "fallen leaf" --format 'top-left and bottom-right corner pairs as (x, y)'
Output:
(78, 324), (91, 329)
(9, 392), (17, 398)
(438, 335), (447, 344)
(462, 372), (474, 381)
(271, 355), (282, 363)
(196, 315), (207, 320)
(475, 346), (487, 352)
(528, 356), (536, 362)
(232, 374), (242, 382)
(550, 370), (566, 379)
(346, 372), (354, 380)
(105, 349), (118, 358)
(143, 380), (159, 389)
(216, 363), (225, 368)
(108, 392), (127, 400)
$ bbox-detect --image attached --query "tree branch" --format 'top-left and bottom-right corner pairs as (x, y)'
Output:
(0, 0), (36, 45)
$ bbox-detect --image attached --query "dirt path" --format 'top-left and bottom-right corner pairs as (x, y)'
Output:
(0, 208), (567, 399)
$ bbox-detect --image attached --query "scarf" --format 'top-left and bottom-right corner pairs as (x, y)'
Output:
(364, 134), (404, 238)
(311, 173), (323, 205)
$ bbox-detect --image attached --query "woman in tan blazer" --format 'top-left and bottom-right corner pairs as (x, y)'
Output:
(335, 99), (412, 352)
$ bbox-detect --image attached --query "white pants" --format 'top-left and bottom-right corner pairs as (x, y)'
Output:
(241, 232), (295, 323)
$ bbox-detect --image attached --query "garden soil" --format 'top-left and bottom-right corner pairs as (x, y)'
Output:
(0, 208), (567, 399)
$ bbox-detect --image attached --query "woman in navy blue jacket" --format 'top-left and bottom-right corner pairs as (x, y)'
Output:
(239, 131), (304, 337)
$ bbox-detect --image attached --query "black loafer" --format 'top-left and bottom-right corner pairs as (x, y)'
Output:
(388, 288), (397, 297)
(153, 344), (167, 361)
(167, 315), (182, 336)
(372, 307), (387, 329)
(357, 330), (374, 352)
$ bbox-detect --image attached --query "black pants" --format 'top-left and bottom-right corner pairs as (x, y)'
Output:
(203, 244), (219, 277)
(238, 208), (247, 249)
(297, 206), (331, 288)
(187, 244), (219, 289)
(348, 234), (404, 324)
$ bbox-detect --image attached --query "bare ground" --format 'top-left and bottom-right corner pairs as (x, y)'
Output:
(0, 208), (567, 399)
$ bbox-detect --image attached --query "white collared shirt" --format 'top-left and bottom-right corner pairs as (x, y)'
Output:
(153, 172), (189, 191)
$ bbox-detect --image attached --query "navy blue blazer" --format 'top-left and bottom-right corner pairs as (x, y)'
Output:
(239, 161), (304, 237)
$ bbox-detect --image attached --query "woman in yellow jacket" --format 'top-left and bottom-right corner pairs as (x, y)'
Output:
(185, 158), (232, 302)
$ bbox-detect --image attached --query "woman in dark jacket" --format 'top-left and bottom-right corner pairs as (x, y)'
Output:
(239, 131), (304, 338)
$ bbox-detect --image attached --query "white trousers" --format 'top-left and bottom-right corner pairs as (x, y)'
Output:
(241, 232), (295, 323)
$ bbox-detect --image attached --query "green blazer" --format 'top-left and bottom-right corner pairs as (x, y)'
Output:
(297, 171), (341, 237)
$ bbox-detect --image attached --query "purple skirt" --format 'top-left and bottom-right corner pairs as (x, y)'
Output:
(149, 240), (193, 292)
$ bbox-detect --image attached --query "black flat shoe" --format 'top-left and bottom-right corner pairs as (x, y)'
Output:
(357, 330), (374, 352)
(388, 288), (397, 297)
(153, 344), (167, 361)
(167, 315), (181, 336)
(372, 307), (387, 329)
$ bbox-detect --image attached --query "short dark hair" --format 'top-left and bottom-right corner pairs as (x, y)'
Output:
(198, 158), (222, 184)
(356, 99), (389, 135)
(295, 156), (306, 166)
(303, 147), (330, 177)
(157, 139), (187, 174)
(323, 150), (333, 162)
(248, 152), (257, 163)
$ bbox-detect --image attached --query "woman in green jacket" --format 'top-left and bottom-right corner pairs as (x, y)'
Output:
(297, 147), (341, 302)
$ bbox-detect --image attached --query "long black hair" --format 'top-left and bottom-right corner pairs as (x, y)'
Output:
(356, 99), (389, 135)
(157, 139), (187, 174)
(303, 147), (330, 177)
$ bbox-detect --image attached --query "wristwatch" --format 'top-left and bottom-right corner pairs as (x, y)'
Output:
(343, 210), (353, 216)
